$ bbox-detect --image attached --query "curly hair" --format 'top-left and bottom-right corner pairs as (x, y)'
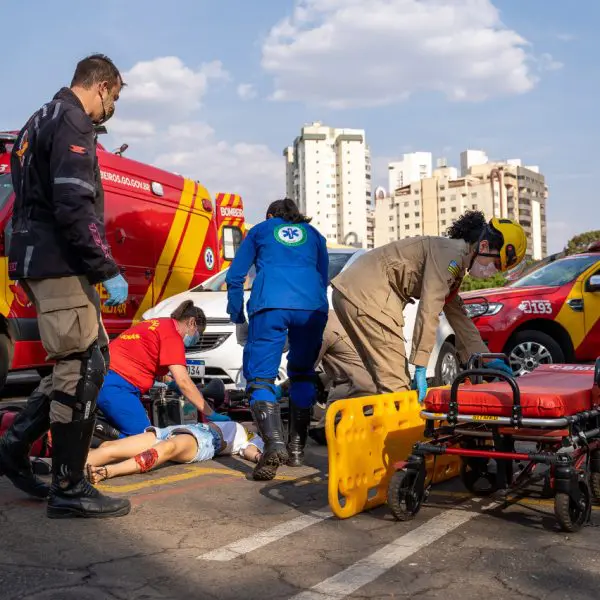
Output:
(170, 300), (206, 332)
(446, 210), (503, 250)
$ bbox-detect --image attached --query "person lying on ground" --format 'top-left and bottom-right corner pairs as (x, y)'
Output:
(86, 420), (264, 483)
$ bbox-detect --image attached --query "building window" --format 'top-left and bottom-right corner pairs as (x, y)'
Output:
(440, 197), (445, 202)
(405, 225), (410, 230)
(451, 207), (457, 213)
(389, 216), (394, 221)
(441, 220), (446, 226)
(472, 204), (477, 209)
(440, 208), (446, 214)
(415, 212), (420, 218)
(404, 213), (409, 218)
(414, 200), (420, 206)
(404, 202), (409, 207)
(450, 195), (456, 201)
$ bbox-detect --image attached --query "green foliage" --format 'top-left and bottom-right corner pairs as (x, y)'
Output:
(460, 272), (507, 291)
(565, 230), (600, 255)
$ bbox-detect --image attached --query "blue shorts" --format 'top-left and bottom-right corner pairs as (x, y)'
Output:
(145, 423), (220, 463)
(97, 370), (151, 438)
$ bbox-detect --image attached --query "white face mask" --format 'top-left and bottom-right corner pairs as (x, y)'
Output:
(469, 260), (499, 280)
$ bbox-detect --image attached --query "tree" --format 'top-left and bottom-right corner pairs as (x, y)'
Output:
(460, 272), (507, 291)
(565, 230), (600, 255)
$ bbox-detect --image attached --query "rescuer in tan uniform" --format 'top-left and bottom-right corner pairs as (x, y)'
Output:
(308, 309), (377, 445)
(331, 212), (527, 400)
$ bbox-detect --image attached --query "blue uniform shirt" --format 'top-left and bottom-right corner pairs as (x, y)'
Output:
(226, 218), (329, 324)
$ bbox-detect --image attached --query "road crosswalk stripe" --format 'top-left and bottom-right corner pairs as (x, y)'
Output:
(197, 509), (332, 561)
(289, 509), (477, 600)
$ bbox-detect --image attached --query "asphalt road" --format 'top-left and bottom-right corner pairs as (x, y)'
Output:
(1, 377), (600, 599)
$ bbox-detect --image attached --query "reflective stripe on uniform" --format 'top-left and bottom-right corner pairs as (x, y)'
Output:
(54, 177), (95, 193)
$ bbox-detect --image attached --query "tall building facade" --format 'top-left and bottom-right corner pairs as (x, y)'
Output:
(375, 160), (548, 260)
(283, 122), (371, 247)
(388, 152), (432, 193)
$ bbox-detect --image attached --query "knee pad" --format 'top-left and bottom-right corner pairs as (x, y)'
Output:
(288, 371), (319, 409)
(246, 377), (277, 405)
(53, 342), (106, 421)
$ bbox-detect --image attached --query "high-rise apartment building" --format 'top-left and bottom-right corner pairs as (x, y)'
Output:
(375, 160), (548, 260)
(460, 150), (489, 176)
(284, 122), (371, 247)
(388, 152), (432, 193)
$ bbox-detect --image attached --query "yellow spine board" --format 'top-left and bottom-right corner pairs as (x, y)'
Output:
(326, 389), (460, 519)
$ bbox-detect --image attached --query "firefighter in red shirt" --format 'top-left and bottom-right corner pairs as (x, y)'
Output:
(97, 300), (229, 437)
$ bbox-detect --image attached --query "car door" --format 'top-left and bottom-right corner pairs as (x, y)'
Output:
(579, 261), (600, 361)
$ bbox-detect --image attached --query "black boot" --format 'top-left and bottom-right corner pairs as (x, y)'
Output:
(251, 401), (289, 481)
(0, 390), (51, 498)
(287, 405), (311, 467)
(47, 418), (131, 519)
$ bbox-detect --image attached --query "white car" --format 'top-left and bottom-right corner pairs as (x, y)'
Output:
(142, 247), (459, 390)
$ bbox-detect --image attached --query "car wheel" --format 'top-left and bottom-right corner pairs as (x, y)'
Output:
(433, 341), (459, 387)
(505, 330), (564, 376)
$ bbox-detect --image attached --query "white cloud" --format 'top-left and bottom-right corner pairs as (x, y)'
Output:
(262, 0), (556, 108)
(237, 83), (258, 100)
(120, 57), (229, 116)
(107, 57), (283, 222)
(556, 33), (576, 42)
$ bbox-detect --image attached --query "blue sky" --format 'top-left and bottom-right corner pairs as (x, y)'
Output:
(3, 0), (598, 253)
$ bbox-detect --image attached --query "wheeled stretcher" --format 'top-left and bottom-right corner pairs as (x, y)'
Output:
(386, 353), (600, 533)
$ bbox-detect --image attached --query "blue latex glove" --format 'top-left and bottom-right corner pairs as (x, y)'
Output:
(206, 412), (232, 422)
(485, 359), (513, 376)
(411, 366), (428, 403)
(103, 274), (128, 306)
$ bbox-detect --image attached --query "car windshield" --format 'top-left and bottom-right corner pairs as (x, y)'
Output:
(0, 174), (13, 212)
(509, 254), (599, 288)
(194, 250), (356, 292)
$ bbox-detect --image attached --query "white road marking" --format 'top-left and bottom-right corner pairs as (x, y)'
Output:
(197, 510), (332, 561)
(290, 509), (477, 600)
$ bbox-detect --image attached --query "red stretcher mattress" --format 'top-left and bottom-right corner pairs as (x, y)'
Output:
(424, 364), (599, 419)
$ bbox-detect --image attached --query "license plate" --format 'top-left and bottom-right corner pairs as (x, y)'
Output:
(186, 359), (205, 378)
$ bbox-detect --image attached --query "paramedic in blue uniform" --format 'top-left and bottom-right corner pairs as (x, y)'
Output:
(226, 198), (329, 480)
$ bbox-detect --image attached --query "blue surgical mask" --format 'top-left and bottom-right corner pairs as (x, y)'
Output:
(184, 332), (200, 348)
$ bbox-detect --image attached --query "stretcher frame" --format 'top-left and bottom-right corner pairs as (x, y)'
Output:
(386, 353), (600, 533)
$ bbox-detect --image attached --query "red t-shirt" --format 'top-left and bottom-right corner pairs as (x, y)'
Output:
(109, 318), (187, 393)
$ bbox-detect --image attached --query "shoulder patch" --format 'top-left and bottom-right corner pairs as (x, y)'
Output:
(69, 144), (88, 155)
(274, 223), (307, 247)
(448, 260), (460, 278)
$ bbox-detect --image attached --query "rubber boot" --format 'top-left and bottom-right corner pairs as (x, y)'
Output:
(0, 390), (51, 498)
(47, 418), (131, 519)
(287, 405), (311, 467)
(251, 401), (288, 481)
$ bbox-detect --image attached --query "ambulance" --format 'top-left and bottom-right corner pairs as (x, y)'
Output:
(0, 130), (246, 391)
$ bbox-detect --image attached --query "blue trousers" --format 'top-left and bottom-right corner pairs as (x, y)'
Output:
(96, 370), (151, 438)
(244, 308), (328, 408)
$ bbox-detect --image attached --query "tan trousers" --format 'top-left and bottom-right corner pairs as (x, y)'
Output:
(23, 276), (108, 423)
(332, 289), (410, 394)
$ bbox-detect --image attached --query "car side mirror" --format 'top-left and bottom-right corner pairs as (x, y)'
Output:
(588, 274), (600, 292)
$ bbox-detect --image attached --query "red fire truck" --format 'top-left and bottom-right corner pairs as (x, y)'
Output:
(0, 131), (246, 391)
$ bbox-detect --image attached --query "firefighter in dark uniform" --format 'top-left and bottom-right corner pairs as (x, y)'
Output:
(0, 55), (131, 519)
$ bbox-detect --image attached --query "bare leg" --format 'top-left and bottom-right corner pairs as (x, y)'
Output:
(87, 432), (158, 467)
(87, 434), (199, 483)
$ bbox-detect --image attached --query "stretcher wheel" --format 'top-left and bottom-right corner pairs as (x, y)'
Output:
(387, 469), (424, 521)
(554, 481), (591, 533)
(460, 458), (499, 497)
